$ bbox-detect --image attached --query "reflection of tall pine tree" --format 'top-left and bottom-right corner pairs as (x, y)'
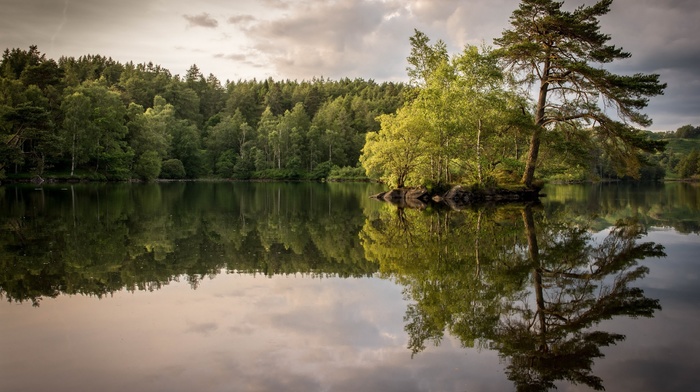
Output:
(362, 202), (665, 391)
(495, 206), (665, 391)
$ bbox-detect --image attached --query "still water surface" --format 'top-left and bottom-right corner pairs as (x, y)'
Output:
(1, 182), (699, 391)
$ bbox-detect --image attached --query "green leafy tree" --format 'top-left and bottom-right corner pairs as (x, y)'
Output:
(0, 102), (53, 175)
(361, 106), (428, 188)
(60, 81), (130, 177)
(60, 89), (91, 176)
(134, 150), (162, 180)
(362, 41), (528, 188)
(226, 80), (263, 125)
(675, 124), (700, 139)
(676, 149), (699, 179)
(126, 102), (170, 179)
(205, 109), (249, 171)
(313, 97), (354, 166)
(256, 106), (278, 170)
(406, 29), (449, 87)
(277, 103), (311, 170)
(495, 0), (666, 187)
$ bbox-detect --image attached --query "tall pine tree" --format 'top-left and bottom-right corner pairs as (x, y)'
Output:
(495, 0), (666, 187)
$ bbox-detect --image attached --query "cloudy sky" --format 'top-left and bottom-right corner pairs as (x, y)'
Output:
(1, 0), (698, 131)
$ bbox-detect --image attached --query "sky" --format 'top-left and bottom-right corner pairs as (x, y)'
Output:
(1, 0), (699, 131)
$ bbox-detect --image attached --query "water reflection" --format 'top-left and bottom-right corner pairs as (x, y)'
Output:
(2, 182), (698, 391)
(542, 182), (700, 233)
(361, 202), (665, 391)
(0, 182), (383, 306)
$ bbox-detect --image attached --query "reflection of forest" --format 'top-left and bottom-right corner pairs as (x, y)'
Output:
(0, 183), (380, 306)
(542, 182), (700, 234)
(360, 202), (666, 391)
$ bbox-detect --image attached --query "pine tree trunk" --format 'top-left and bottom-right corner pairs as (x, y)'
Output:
(521, 127), (541, 187)
(522, 57), (550, 188)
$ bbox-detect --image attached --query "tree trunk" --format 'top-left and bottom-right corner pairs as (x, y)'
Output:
(522, 205), (547, 341)
(70, 130), (77, 177)
(477, 119), (483, 184)
(521, 127), (541, 187)
(521, 54), (550, 188)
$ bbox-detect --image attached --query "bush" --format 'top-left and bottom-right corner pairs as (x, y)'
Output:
(160, 159), (186, 179)
(327, 166), (367, 181)
(252, 168), (301, 180)
(308, 161), (333, 180)
(134, 151), (162, 181)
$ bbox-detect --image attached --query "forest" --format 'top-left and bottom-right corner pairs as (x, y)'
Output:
(2, 0), (699, 185)
(0, 46), (407, 182)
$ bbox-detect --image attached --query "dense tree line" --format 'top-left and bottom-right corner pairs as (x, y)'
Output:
(0, 46), (407, 181)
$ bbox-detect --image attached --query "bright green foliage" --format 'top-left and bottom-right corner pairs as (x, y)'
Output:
(362, 38), (529, 188)
(361, 106), (428, 188)
(2, 31), (668, 184)
(406, 29), (449, 87)
(313, 97), (356, 167)
(496, 0), (666, 186)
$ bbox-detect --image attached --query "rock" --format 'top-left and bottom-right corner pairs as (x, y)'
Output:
(370, 192), (387, 199)
(382, 189), (406, 201)
(405, 187), (431, 202)
(443, 185), (468, 202)
(371, 184), (543, 209)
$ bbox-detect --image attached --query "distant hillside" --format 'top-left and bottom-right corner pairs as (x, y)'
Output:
(645, 127), (700, 179)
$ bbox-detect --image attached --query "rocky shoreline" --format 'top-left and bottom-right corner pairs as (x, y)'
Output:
(370, 185), (544, 209)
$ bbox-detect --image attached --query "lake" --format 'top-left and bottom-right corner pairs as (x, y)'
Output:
(1, 181), (699, 392)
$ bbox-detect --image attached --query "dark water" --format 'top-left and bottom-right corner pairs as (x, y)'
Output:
(1, 181), (699, 392)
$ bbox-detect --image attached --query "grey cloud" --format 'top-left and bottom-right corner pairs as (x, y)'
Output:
(596, 0), (700, 129)
(213, 52), (265, 70)
(183, 12), (219, 28)
(228, 14), (256, 25)
(242, 0), (410, 80)
(214, 53), (249, 62)
(260, 0), (291, 9)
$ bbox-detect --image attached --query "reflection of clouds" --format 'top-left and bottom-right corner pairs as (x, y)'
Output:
(592, 228), (700, 392)
(228, 324), (255, 335)
(0, 272), (510, 391)
(643, 230), (700, 293)
(185, 321), (219, 335)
